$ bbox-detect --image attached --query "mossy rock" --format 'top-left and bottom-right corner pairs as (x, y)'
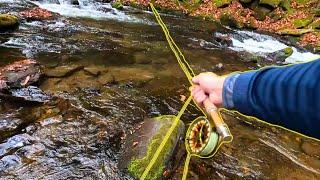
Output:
(111, 1), (124, 10)
(280, 0), (291, 11)
(259, 0), (281, 8)
(119, 115), (185, 180)
(253, 5), (272, 21)
(239, 0), (253, 3)
(0, 14), (19, 32)
(315, 9), (320, 17)
(213, 0), (232, 8)
(278, 28), (314, 36)
(219, 13), (244, 28)
(309, 19), (320, 29)
(293, 15), (314, 28)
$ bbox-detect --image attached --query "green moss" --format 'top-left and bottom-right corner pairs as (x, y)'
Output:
(284, 47), (293, 56)
(0, 14), (19, 31)
(128, 115), (182, 180)
(315, 9), (320, 17)
(259, 0), (281, 8)
(293, 15), (314, 28)
(111, 1), (124, 10)
(280, 0), (291, 11)
(219, 13), (244, 28)
(278, 28), (313, 36)
(309, 19), (320, 29)
(213, 0), (232, 8)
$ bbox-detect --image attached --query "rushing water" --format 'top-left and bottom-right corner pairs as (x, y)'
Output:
(0, 0), (320, 179)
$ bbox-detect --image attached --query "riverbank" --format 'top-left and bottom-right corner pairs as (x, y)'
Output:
(121, 0), (320, 52)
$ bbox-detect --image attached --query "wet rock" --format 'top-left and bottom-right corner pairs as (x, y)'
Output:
(16, 143), (45, 160)
(263, 47), (293, 64)
(293, 15), (314, 29)
(19, 7), (53, 21)
(83, 66), (105, 77)
(44, 65), (84, 78)
(119, 115), (185, 179)
(8, 86), (51, 103)
(259, 0), (281, 8)
(134, 52), (152, 64)
(301, 140), (320, 157)
(213, 33), (233, 47)
(40, 115), (63, 126)
(214, 0), (232, 8)
(0, 14), (19, 32)
(0, 155), (21, 171)
(0, 134), (36, 156)
(0, 115), (23, 141)
(71, 0), (80, 5)
(0, 59), (42, 91)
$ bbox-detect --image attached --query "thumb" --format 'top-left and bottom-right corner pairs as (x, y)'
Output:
(192, 75), (200, 84)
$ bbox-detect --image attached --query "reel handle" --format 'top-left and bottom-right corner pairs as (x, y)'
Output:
(203, 99), (232, 142)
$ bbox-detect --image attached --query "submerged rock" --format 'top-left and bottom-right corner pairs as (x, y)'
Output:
(0, 14), (19, 32)
(120, 115), (185, 179)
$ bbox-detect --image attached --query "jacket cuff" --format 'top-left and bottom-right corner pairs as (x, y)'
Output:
(222, 73), (240, 109)
(233, 71), (256, 114)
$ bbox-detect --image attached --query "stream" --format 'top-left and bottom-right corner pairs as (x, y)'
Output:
(0, 0), (320, 179)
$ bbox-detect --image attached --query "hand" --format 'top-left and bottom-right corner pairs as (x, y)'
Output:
(191, 72), (226, 107)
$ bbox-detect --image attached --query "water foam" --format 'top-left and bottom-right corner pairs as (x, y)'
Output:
(230, 31), (320, 63)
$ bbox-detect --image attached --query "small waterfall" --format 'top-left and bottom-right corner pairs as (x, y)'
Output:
(31, 0), (145, 23)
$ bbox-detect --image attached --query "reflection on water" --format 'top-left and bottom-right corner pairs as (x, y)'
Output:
(0, 0), (319, 179)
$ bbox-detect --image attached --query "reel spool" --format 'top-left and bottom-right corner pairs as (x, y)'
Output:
(186, 116), (219, 157)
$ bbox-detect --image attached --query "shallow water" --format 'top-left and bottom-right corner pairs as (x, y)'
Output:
(0, 0), (319, 179)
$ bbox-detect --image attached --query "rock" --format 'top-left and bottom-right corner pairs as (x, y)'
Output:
(259, 0), (282, 8)
(19, 7), (53, 21)
(44, 65), (84, 78)
(8, 86), (51, 103)
(301, 140), (320, 157)
(278, 28), (314, 36)
(214, 0), (232, 8)
(263, 47), (293, 65)
(134, 52), (152, 64)
(119, 115), (185, 180)
(280, 0), (292, 11)
(219, 13), (244, 28)
(111, 1), (124, 10)
(253, 5), (272, 21)
(240, 0), (253, 3)
(71, 0), (79, 5)
(293, 15), (314, 28)
(0, 59), (42, 91)
(309, 19), (320, 29)
(0, 14), (19, 32)
(213, 32), (233, 46)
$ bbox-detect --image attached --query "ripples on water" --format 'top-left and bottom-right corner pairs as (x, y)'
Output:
(0, 0), (319, 179)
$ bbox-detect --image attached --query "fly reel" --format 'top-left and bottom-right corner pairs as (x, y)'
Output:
(186, 116), (219, 157)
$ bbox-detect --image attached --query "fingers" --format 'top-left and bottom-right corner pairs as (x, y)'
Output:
(191, 85), (207, 105)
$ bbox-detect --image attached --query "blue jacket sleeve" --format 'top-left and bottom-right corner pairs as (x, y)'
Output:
(232, 59), (320, 139)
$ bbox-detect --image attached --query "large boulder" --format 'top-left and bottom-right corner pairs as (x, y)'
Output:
(119, 115), (185, 180)
(0, 14), (19, 32)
